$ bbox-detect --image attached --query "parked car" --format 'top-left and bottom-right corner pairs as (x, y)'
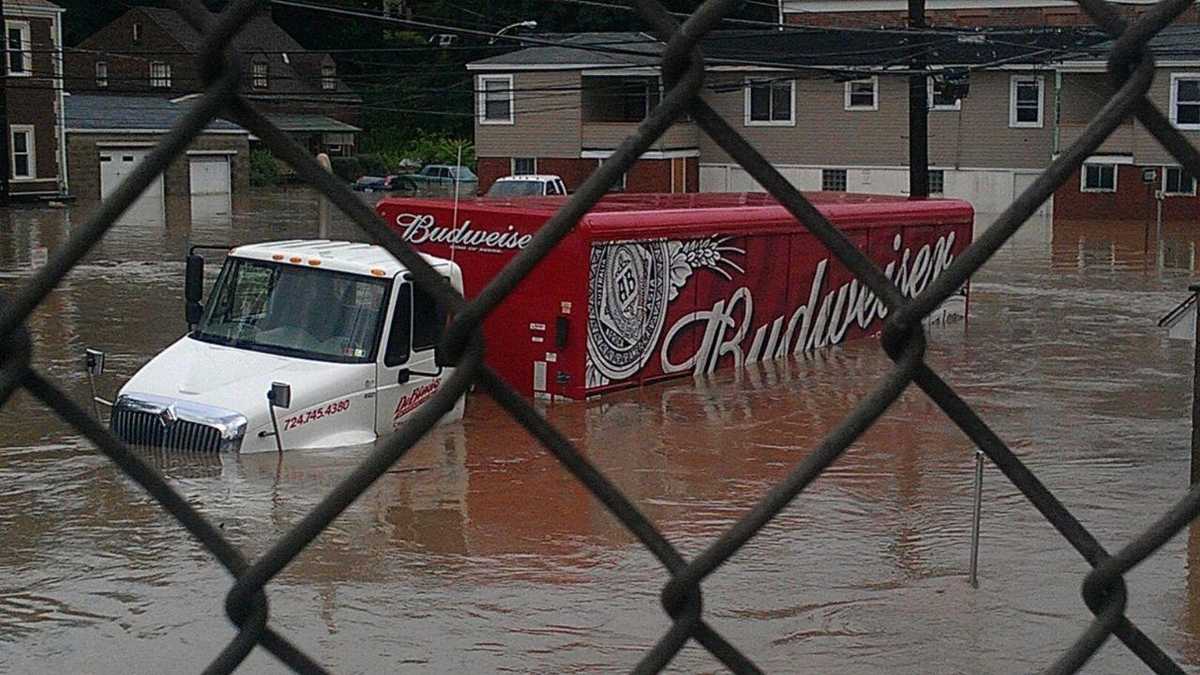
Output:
(406, 165), (478, 188)
(353, 174), (419, 193)
(485, 174), (568, 197)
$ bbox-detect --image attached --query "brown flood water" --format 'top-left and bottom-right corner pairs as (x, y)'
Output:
(2, 190), (1200, 673)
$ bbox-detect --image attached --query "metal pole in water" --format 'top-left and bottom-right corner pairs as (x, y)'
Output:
(1191, 282), (1200, 485)
(969, 449), (984, 588)
(317, 153), (332, 239)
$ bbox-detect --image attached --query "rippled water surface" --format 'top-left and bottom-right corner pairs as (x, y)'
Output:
(3, 191), (1200, 673)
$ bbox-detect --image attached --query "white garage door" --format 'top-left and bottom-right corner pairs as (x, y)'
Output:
(99, 148), (165, 226)
(189, 155), (232, 225)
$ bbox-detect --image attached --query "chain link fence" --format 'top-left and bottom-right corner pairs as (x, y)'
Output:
(4, 0), (1200, 671)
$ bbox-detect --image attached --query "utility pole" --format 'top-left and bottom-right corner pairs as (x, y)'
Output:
(908, 0), (929, 199)
(0, 0), (11, 207)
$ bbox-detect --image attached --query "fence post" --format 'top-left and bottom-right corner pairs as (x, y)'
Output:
(969, 449), (984, 587)
(1191, 283), (1200, 485)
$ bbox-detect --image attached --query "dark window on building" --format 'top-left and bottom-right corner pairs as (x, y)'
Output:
(822, 169), (847, 192)
(747, 78), (793, 123)
(96, 61), (108, 88)
(582, 76), (661, 123)
(512, 157), (536, 175)
(1174, 77), (1200, 127)
(1082, 163), (1116, 192)
(1165, 166), (1196, 195)
(928, 169), (945, 194)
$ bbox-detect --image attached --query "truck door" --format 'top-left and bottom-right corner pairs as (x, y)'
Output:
(375, 274), (448, 434)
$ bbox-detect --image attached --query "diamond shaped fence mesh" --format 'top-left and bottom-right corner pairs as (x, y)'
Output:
(4, 0), (1200, 672)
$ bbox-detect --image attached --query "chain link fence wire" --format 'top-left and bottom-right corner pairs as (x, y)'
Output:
(4, 0), (1200, 671)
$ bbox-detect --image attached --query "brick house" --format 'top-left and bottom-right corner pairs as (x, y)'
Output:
(468, 29), (1104, 214)
(780, 0), (1200, 28)
(63, 6), (361, 154)
(5, 0), (67, 198)
(1052, 25), (1200, 220)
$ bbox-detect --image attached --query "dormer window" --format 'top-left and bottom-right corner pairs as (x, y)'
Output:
(252, 61), (268, 89)
(321, 62), (336, 90)
(133, 22), (142, 44)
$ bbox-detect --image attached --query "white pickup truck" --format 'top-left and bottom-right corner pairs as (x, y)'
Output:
(97, 240), (464, 453)
(484, 174), (568, 197)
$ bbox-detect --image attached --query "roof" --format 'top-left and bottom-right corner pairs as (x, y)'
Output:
(64, 94), (248, 133)
(468, 27), (1107, 70)
(132, 8), (358, 97)
(381, 192), (974, 238)
(4, 0), (63, 13)
(1064, 24), (1200, 62)
(495, 175), (562, 182)
(263, 113), (361, 133)
(231, 240), (453, 278)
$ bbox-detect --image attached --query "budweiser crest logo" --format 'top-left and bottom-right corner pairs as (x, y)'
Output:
(394, 213), (533, 252)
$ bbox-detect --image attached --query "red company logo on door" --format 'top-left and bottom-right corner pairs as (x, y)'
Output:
(392, 378), (442, 427)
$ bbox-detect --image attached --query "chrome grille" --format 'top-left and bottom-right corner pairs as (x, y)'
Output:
(109, 393), (246, 453)
(111, 408), (222, 452)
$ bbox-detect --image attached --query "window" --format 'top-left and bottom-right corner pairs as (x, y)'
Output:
(1081, 163), (1117, 192)
(1010, 76), (1043, 128)
(822, 168), (847, 192)
(1171, 75), (1200, 129)
(512, 157), (536, 175)
(10, 125), (33, 180)
(1165, 166), (1197, 196)
(581, 76), (661, 123)
(745, 77), (793, 125)
(928, 169), (945, 194)
(411, 281), (446, 352)
(928, 78), (961, 111)
(6, 21), (30, 76)
(385, 284), (412, 366)
(479, 74), (514, 124)
(150, 62), (171, 88)
(95, 61), (108, 88)
(132, 22), (142, 44)
(321, 62), (336, 90)
(844, 77), (877, 111)
(252, 61), (268, 89)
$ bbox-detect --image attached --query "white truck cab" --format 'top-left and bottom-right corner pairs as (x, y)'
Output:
(484, 174), (568, 198)
(106, 240), (464, 454)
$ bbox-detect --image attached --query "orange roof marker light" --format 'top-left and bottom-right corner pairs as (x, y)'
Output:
(307, 258), (321, 266)
(289, 256), (303, 264)
(272, 254), (284, 261)
(370, 268), (387, 277)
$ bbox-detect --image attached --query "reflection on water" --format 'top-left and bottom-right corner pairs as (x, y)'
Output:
(2, 196), (1200, 673)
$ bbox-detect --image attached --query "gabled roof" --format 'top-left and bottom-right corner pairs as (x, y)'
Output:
(263, 113), (361, 133)
(64, 94), (248, 133)
(1063, 24), (1200, 63)
(3, 0), (63, 12)
(467, 27), (1108, 71)
(125, 8), (358, 98)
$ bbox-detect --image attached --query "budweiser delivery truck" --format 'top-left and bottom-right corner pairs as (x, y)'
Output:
(376, 193), (972, 400)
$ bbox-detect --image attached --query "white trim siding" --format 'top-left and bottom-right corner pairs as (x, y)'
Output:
(5, 20), (31, 77)
(478, 74), (515, 125)
(10, 125), (35, 180)
(1009, 75), (1044, 128)
(843, 77), (879, 111)
(1171, 73), (1200, 130)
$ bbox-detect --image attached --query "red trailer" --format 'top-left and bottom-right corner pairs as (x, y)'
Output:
(376, 193), (973, 400)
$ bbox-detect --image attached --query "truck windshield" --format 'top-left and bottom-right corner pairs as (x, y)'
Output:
(192, 258), (390, 364)
(486, 180), (543, 197)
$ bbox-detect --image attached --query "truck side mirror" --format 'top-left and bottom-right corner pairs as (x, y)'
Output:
(268, 381), (291, 409)
(85, 348), (106, 377)
(185, 254), (204, 327)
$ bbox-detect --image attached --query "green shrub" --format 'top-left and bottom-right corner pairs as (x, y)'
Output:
(249, 149), (281, 187)
(358, 128), (475, 170)
(329, 156), (363, 182)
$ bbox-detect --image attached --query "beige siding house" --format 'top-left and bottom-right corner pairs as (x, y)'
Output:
(468, 28), (1105, 213)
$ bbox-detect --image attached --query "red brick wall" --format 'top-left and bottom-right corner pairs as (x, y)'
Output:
(787, 5), (1200, 27)
(1053, 165), (1200, 221)
(476, 157), (699, 194)
(9, 12), (61, 195)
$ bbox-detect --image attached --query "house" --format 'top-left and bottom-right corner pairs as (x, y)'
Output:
(1052, 25), (1200, 220)
(65, 94), (251, 225)
(467, 28), (1104, 214)
(4, 0), (67, 199)
(63, 7), (362, 155)
(780, 0), (1200, 27)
